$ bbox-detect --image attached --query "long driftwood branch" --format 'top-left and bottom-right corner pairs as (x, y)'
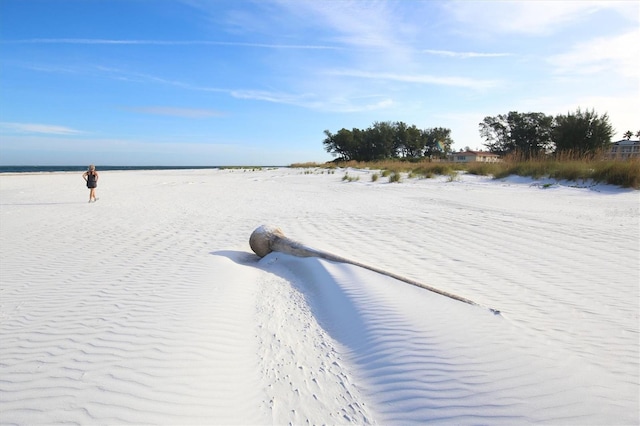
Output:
(250, 225), (500, 315)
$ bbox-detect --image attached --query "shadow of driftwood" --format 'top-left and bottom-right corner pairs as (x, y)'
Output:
(211, 250), (261, 266)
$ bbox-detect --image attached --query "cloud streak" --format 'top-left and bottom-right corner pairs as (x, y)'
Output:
(229, 89), (393, 113)
(547, 29), (640, 79)
(445, 0), (635, 36)
(424, 49), (511, 59)
(0, 122), (83, 135)
(2, 38), (342, 50)
(327, 70), (499, 90)
(127, 106), (226, 118)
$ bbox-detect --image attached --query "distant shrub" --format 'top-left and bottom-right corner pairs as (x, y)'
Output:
(371, 173), (379, 182)
(446, 170), (460, 182)
(290, 162), (323, 168)
(389, 172), (402, 183)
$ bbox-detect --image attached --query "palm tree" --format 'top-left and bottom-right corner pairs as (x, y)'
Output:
(623, 130), (633, 140)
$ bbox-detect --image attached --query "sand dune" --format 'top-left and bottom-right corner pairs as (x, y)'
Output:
(1, 168), (638, 425)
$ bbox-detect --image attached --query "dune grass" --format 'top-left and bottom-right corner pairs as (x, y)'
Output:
(388, 172), (402, 183)
(341, 172), (360, 182)
(292, 155), (640, 189)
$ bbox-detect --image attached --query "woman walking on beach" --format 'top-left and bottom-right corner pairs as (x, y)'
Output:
(83, 164), (99, 203)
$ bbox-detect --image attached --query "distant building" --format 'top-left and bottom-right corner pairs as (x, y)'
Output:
(606, 140), (640, 159)
(448, 150), (501, 163)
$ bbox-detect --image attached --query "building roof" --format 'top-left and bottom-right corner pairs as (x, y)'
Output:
(451, 150), (500, 156)
(611, 140), (640, 145)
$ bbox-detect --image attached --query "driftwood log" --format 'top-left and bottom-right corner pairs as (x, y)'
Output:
(250, 225), (499, 314)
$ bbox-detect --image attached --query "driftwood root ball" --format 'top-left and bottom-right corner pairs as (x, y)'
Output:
(250, 225), (285, 258)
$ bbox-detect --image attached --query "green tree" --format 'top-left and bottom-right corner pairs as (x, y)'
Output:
(351, 128), (365, 160)
(323, 128), (358, 161)
(394, 122), (424, 158)
(370, 121), (397, 160)
(393, 121), (410, 158)
(553, 108), (613, 155)
(479, 115), (510, 155)
(480, 111), (553, 158)
(623, 130), (633, 140)
(422, 127), (453, 158)
(403, 124), (424, 158)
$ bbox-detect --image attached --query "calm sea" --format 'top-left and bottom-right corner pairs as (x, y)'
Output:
(0, 166), (225, 173)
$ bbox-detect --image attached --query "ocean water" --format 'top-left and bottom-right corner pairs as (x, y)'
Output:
(0, 166), (223, 173)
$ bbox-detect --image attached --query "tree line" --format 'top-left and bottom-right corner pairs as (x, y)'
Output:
(480, 108), (618, 158)
(322, 122), (453, 162)
(323, 108), (637, 162)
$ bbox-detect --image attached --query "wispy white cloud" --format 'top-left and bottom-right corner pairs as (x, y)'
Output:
(0, 122), (83, 135)
(229, 88), (393, 113)
(445, 0), (636, 36)
(230, 89), (308, 104)
(127, 106), (226, 118)
(274, 1), (404, 49)
(327, 70), (499, 90)
(3, 38), (340, 50)
(547, 29), (640, 79)
(24, 63), (232, 95)
(424, 49), (511, 59)
(211, 0), (424, 77)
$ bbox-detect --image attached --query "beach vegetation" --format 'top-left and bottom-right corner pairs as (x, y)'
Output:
(553, 108), (614, 156)
(446, 170), (460, 182)
(591, 159), (640, 189)
(318, 107), (617, 165)
(465, 161), (503, 176)
(342, 172), (360, 182)
(220, 166), (264, 171)
(291, 162), (321, 168)
(296, 154), (639, 189)
(388, 172), (402, 183)
(371, 173), (379, 182)
(294, 106), (637, 187)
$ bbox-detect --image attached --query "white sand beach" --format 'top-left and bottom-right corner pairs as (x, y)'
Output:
(1, 167), (638, 425)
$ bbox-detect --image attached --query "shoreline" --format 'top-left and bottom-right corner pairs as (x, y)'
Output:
(0, 165), (285, 174)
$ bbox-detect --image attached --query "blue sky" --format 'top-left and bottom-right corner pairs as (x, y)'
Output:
(1, 0), (638, 166)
